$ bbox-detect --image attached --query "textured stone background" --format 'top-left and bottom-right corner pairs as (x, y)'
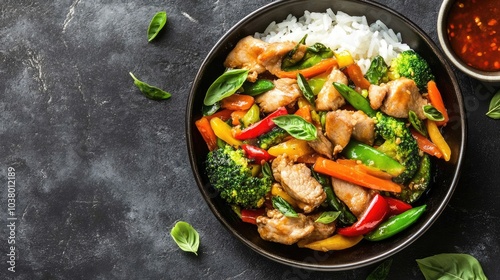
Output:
(0, 0), (499, 279)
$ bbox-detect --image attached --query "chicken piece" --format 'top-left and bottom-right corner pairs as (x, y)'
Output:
(331, 177), (374, 218)
(256, 209), (314, 245)
(307, 127), (334, 159)
(272, 155), (326, 213)
(315, 67), (347, 111)
(369, 78), (428, 119)
(257, 41), (306, 76)
(223, 36), (269, 82)
(255, 78), (301, 113)
(351, 110), (375, 145)
(297, 213), (336, 247)
(325, 110), (353, 155)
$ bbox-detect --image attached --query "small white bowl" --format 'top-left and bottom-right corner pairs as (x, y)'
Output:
(437, 0), (500, 82)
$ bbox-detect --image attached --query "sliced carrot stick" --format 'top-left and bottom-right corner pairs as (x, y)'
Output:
(205, 108), (233, 122)
(313, 157), (402, 193)
(220, 94), (254, 111)
(231, 110), (247, 126)
(427, 80), (449, 126)
(276, 58), (338, 79)
(346, 63), (371, 90)
(195, 117), (218, 151)
(336, 159), (394, 180)
(294, 105), (312, 123)
(410, 129), (443, 159)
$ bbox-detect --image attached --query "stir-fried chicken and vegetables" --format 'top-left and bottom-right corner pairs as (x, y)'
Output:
(195, 28), (451, 251)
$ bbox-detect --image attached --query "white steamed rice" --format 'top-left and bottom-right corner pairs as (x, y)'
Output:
(254, 9), (411, 73)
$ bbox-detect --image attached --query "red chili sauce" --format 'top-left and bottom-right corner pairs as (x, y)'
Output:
(446, 0), (500, 72)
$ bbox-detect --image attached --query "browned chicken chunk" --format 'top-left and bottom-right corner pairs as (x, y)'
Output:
(307, 127), (334, 159)
(351, 110), (376, 145)
(272, 155), (326, 213)
(368, 78), (428, 119)
(255, 78), (301, 113)
(315, 67), (347, 111)
(297, 213), (336, 247)
(325, 110), (354, 155)
(256, 209), (314, 245)
(331, 177), (374, 218)
(223, 36), (269, 82)
(257, 41), (307, 76)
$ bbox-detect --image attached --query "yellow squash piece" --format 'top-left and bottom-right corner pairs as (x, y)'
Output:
(303, 234), (364, 252)
(209, 117), (242, 147)
(427, 120), (451, 161)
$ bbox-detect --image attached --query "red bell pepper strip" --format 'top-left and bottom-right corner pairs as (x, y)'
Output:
(410, 129), (443, 159)
(384, 196), (412, 216)
(337, 193), (389, 236)
(241, 208), (266, 225)
(241, 144), (275, 164)
(234, 107), (288, 140)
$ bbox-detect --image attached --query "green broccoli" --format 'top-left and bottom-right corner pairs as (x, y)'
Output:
(205, 145), (272, 208)
(257, 127), (289, 150)
(388, 50), (434, 90)
(374, 111), (420, 184)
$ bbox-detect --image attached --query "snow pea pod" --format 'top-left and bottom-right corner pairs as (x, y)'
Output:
(365, 204), (427, 241)
(333, 82), (376, 117)
(242, 79), (274, 96)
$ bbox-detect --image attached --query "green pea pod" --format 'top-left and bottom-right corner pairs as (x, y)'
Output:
(147, 11), (167, 42)
(365, 204), (427, 241)
(204, 69), (249, 106)
(409, 110), (428, 137)
(398, 154), (431, 204)
(333, 82), (376, 117)
(242, 79), (274, 96)
(342, 139), (405, 177)
(129, 72), (171, 100)
(240, 104), (260, 128)
(296, 73), (316, 108)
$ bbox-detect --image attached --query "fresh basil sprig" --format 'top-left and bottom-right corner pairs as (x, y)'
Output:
(272, 196), (298, 218)
(147, 11), (167, 42)
(423, 104), (444, 121)
(366, 258), (392, 280)
(297, 73), (316, 108)
(170, 221), (200, 255)
(314, 211), (340, 224)
(416, 253), (487, 280)
(486, 90), (500, 119)
(409, 110), (427, 137)
(272, 115), (317, 141)
(203, 69), (249, 106)
(129, 72), (171, 100)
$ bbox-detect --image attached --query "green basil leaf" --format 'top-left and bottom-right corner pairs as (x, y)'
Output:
(147, 11), (167, 42)
(423, 104), (445, 121)
(297, 73), (316, 108)
(409, 110), (428, 137)
(282, 35), (308, 69)
(203, 69), (249, 106)
(202, 102), (220, 116)
(272, 115), (317, 141)
(129, 72), (171, 100)
(365, 55), (388, 85)
(486, 90), (500, 119)
(366, 259), (393, 280)
(272, 196), (298, 218)
(416, 253), (487, 280)
(314, 211), (340, 224)
(242, 79), (275, 96)
(170, 221), (200, 255)
(262, 161), (272, 179)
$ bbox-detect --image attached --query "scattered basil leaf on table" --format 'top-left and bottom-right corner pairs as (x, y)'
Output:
(170, 221), (200, 255)
(486, 90), (500, 119)
(314, 211), (340, 224)
(129, 72), (171, 100)
(366, 258), (393, 280)
(147, 11), (167, 42)
(423, 104), (445, 121)
(409, 110), (427, 137)
(203, 69), (249, 106)
(272, 196), (298, 218)
(416, 253), (487, 280)
(272, 115), (317, 141)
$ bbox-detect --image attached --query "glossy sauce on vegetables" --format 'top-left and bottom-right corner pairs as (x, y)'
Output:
(446, 0), (500, 71)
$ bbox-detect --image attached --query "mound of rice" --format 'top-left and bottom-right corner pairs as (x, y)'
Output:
(254, 9), (411, 73)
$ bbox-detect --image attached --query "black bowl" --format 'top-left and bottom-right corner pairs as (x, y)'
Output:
(186, 0), (466, 271)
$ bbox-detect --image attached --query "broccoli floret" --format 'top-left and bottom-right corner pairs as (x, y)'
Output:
(257, 127), (289, 150)
(388, 50), (434, 90)
(374, 112), (420, 184)
(205, 145), (272, 208)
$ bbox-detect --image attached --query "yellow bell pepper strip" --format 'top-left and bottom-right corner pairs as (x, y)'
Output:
(337, 193), (389, 236)
(313, 157), (403, 193)
(195, 117), (218, 151)
(426, 120), (451, 161)
(275, 58), (338, 79)
(334, 50), (355, 68)
(427, 80), (449, 126)
(234, 107), (288, 140)
(271, 184), (297, 207)
(209, 117), (242, 147)
(267, 138), (314, 159)
(303, 234), (364, 252)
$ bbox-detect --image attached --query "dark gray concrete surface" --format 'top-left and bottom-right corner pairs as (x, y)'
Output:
(1, 0), (499, 279)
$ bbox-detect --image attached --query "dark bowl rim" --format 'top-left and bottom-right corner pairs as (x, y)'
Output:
(185, 0), (467, 271)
